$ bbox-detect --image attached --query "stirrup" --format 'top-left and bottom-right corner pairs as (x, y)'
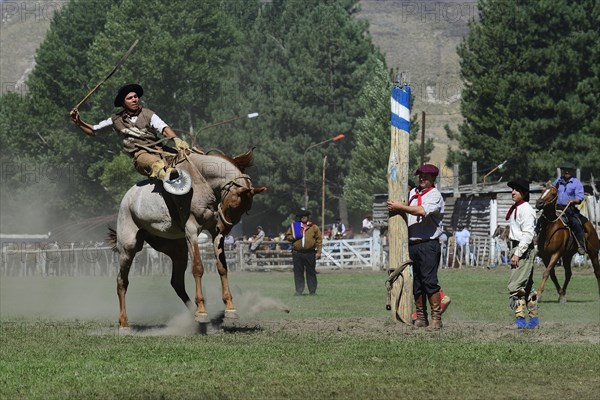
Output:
(163, 169), (192, 195)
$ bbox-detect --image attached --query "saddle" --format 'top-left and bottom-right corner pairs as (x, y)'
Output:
(557, 212), (588, 250)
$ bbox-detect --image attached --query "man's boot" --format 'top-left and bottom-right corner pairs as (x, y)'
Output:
(428, 291), (443, 330)
(572, 217), (587, 255)
(158, 167), (178, 182)
(414, 294), (429, 328)
(149, 159), (167, 179)
(526, 291), (539, 329)
(514, 298), (527, 329)
(574, 232), (586, 255)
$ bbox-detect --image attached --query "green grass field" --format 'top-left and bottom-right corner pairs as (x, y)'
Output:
(1, 267), (599, 399)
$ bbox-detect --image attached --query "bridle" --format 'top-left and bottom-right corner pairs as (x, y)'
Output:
(538, 187), (570, 224)
(217, 174), (253, 230)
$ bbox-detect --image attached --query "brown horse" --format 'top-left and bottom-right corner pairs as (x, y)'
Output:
(535, 184), (600, 302)
(109, 150), (266, 329)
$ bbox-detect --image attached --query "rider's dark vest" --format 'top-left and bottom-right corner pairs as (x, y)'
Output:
(111, 108), (161, 156)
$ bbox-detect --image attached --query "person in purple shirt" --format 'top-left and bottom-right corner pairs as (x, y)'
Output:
(552, 162), (586, 255)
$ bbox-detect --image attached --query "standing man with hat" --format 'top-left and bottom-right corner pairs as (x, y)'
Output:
(553, 162), (586, 255)
(70, 83), (190, 182)
(285, 208), (323, 296)
(506, 178), (539, 329)
(387, 163), (445, 329)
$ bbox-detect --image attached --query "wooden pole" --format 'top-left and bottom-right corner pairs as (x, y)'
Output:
(453, 164), (460, 197)
(322, 156), (327, 235)
(388, 79), (412, 324)
(420, 111), (426, 165)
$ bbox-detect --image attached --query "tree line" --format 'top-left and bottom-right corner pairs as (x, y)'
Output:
(1, 0), (597, 237)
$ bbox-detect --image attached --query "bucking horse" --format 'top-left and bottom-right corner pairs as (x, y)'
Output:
(108, 150), (266, 329)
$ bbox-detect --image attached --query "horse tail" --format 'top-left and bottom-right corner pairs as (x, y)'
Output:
(233, 148), (255, 172)
(107, 226), (118, 252)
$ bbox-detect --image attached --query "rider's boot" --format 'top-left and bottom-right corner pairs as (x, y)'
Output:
(575, 232), (587, 256)
(149, 159), (167, 179)
(157, 167), (179, 182)
(572, 218), (587, 255)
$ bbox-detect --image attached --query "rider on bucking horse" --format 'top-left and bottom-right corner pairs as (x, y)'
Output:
(70, 84), (190, 182)
(553, 162), (586, 255)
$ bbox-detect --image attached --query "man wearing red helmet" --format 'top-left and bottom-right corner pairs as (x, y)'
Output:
(70, 84), (190, 182)
(387, 163), (445, 329)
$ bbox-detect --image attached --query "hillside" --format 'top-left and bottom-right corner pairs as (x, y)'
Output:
(0, 0), (474, 178)
(357, 0), (477, 181)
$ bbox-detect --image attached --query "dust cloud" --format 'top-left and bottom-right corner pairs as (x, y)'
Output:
(0, 274), (290, 336)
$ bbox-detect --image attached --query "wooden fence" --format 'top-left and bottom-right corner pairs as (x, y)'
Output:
(2, 233), (594, 277)
(0, 237), (377, 277)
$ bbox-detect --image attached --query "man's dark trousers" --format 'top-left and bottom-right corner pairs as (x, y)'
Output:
(292, 250), (317, 294)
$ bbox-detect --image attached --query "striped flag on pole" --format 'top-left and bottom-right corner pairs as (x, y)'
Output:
(391, 85), (411, 133)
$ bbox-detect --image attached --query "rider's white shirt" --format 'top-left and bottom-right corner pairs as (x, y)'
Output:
(508, 201), (536, 257)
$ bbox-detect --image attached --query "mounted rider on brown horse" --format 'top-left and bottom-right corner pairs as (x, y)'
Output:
(535, 178), (600, 303)
(552, 162), (587, 255)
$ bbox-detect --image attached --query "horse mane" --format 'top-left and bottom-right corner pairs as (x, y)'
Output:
(209, 148), (255, 173)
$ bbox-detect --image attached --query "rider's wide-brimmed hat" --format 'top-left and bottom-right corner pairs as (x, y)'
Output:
(114, 84), (143, 107)
(560, 162), (577, 170)
(415, 163), (439, 177)
(507, 178), (530, 193)
(296, 208), (311, 217)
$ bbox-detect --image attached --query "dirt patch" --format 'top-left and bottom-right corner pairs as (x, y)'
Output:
(218, 317), (600, 344)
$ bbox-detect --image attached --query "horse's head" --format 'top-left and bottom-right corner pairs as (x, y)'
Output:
(536, 182), (558, 210)
(217, 175), (267, 233)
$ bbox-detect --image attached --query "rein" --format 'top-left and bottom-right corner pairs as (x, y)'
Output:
(539, 191), (571, 224)
(217, 174), (253, 228)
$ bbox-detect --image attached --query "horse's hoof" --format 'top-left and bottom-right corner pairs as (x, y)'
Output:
(224, 309), (239, 319)
(559, 297), (567, 304)
(119, 326), (132, 335)
(195, 312), (210, 323)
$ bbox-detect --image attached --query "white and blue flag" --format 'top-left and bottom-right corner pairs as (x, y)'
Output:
(391, 85), (411, 133)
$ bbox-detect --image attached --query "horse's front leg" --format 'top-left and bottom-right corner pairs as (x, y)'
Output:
(537, 252), (561, 301)
(186, 222), (209, 323)
(558, 255), (573, 304)
(213, 232), (238, 319)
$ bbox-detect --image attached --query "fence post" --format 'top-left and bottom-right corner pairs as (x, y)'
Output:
(472, 161), (477, 191)
(453, 164), (459, 197)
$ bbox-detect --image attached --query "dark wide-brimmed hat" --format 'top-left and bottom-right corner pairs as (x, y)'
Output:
(296, 208), (311, 217)
(560, 162), (577, 170)
(507, 178), (530, 193)
(415, 163), (439, 177)
(114, 84), (143, 107)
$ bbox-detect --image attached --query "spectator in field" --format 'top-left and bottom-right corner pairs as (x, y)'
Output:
(70, 84), (190, 182)
(361, 215), (374, 233)
(455, 225), (471, 265)
(285, 208), (322, 296)
(331, 217), (346, 239)
(387, 163), (445, 329)
(506, 178), (539, 329)
(552, 162), (586, 255)
(249, 226), (265, 252)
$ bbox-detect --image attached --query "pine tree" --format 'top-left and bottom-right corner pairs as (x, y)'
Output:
(450, 0), (600, 181)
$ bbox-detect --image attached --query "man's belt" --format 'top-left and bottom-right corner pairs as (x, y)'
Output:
(409, 238), (434, 246)
(511, 240), (534, 251)
(293, 249), (316, 253)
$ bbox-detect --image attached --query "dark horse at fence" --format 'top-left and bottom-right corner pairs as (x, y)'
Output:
(535, 184), (600, 302)
(108, 150), (266, 329)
